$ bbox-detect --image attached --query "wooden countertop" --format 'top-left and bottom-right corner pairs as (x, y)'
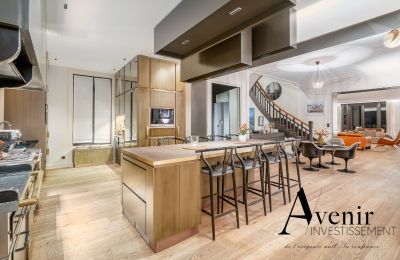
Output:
(122, 139), (279, 167)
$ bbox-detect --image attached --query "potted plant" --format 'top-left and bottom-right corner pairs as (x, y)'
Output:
(239, 123), (250, 142)
(315, 128), (329, 145)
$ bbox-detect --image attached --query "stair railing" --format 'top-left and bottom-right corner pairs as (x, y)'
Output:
(250, 77), (313, 140)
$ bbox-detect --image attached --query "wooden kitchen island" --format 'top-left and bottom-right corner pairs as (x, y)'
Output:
(121, 140), (278, 252)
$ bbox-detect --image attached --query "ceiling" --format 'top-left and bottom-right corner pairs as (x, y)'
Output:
(46, 0), (182, 73)
(251, 32), (400, 91)
(46, 0), (400, 74)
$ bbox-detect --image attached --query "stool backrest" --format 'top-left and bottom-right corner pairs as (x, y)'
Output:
(234, 143), (263, 169)
(157, 137), (189, 146)
(196, 146), (235, 175)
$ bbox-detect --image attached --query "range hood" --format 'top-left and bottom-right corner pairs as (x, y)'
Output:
(0, 0), (44, 90)
(155, 0), (297, 82)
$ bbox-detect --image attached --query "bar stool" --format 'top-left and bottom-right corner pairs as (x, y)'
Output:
(230, 144), (267, 225)
(197, 147), (240, 240)
(260, 142), (287, 212)
(278, 140), (302, 203)
(157, 137), (189, 146)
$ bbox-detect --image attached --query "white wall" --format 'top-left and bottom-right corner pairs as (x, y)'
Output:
(47, 65), (114, 169)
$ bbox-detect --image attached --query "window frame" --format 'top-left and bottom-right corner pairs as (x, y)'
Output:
(72, 74), (112, 145)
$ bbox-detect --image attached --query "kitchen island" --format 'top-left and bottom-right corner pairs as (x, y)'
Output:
(121, 140), (279, 252)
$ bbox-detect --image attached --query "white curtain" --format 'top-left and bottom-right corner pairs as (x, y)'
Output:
(386, 100), (400, 136)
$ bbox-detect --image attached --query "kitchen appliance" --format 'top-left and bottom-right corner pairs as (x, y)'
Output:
(0, 130), (21, 152)
(0, 0), (45, 90)
(150, 108), (175, 127)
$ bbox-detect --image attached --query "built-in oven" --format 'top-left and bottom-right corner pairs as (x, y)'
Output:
(150, 108), (175, 128)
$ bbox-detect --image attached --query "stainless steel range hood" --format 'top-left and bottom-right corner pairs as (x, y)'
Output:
(0, 0), (44, 90)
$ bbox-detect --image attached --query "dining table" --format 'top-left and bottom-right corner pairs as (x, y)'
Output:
(317, 144), (347, 166)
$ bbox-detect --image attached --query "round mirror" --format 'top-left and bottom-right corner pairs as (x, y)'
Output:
(265, 82), (282, 100)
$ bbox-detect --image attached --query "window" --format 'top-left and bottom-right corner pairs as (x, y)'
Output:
(73, 75), (112, 144)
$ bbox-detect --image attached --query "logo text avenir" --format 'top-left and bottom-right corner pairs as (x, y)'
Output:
(279, 188), (374, 235)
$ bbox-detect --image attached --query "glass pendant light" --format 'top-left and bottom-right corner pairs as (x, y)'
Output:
(313, 61), (324, 89)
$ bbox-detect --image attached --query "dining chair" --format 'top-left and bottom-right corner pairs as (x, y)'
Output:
(334, 142), (360, 173)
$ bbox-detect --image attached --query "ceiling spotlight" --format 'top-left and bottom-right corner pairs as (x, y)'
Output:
(54, 58), (58, 61)
(229, 7), (242, 16)
(123, 58), (126, 61)
(313, 61), (324, 89)
(383, 28), (400, 48)
(181, 40), (190, 45)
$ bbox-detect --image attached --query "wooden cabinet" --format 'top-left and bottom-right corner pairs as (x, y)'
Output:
(150, 59), (175, 91)
(121, 154), (201, 252)
(150, 90), (175, 108)
(175, 92), (185, 139)
(115, 55), (185, 147)
(138, 55), (150, 88)
(175, 64), (185, 92)
(136, 87), (150, 146)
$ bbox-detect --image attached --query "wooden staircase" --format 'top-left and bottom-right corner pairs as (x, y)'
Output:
(249, 76), (314, 140)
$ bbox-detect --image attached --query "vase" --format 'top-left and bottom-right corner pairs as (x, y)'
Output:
(239, 134), (247, 142)
(317, 136), (324, 145)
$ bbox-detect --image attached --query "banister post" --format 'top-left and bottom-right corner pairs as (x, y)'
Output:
(308, 121), (314, 141)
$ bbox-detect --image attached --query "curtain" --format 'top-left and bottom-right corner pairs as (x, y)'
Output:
(386, 100), (400, 136)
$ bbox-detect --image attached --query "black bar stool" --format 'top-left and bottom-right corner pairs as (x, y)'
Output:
(197, 147), (240, 240)
(229, 144), (267, 225)
(278, 140), (302, 203)
(260, 142), (287, 212)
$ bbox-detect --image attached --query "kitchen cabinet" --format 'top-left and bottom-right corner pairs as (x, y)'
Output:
(136, 87), (150, 147)
(175, 64), (185, 92)
(150, 59), (175, 91)
(175, 92), (185, 139)
(150, 90), (175, 108)
(115, 55), (185, 147)
(121, 153), (201, 252)
(137, 56), (150, 88)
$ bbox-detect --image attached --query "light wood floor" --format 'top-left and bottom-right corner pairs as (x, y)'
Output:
(31, 147), (400, 260)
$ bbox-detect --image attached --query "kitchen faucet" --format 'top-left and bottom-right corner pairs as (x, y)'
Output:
(0, 121), (12, 130)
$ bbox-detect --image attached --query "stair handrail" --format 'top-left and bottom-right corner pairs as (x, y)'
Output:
(253, 80), (309, 130)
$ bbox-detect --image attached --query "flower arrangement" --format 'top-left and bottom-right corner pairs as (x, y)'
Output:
(239, 123), (250, 135)
(315, 128), (329, 144)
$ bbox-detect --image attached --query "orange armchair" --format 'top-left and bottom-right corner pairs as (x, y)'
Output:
(377, 131), (400, 148)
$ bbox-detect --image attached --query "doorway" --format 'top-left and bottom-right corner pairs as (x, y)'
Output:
(211, 83), (240, 137)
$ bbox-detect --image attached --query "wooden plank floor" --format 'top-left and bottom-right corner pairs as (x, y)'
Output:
(30, 147), (400, 260)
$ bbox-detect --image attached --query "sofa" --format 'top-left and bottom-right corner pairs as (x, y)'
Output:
(337, 132), (372, 150)
(354, 127), (385, 144)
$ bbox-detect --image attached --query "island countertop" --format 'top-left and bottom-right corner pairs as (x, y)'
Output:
(121, 139), (279, 167)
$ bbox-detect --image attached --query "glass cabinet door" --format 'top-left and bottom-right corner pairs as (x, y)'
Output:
(131, 89), (137, 141)
(124, 63), (131, 92)
(124, 92), (131, 140)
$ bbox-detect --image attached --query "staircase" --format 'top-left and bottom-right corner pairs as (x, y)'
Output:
(250, 76), (314, 140)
